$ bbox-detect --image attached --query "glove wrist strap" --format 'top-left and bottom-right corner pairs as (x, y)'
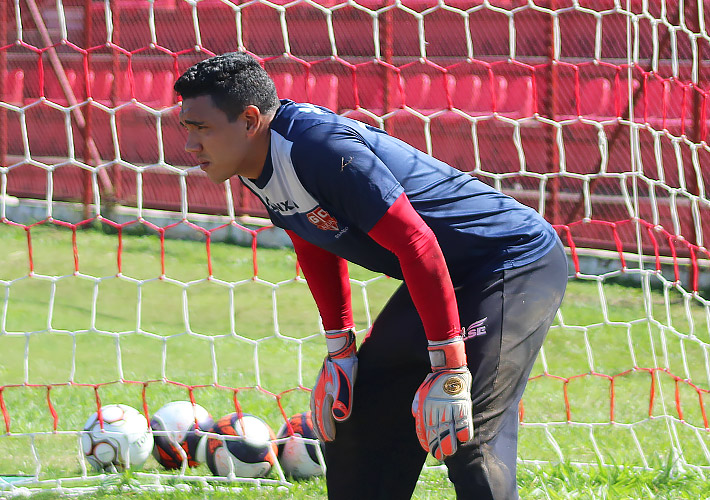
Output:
(325, 328), (357, 358)
(428, 335), (466, 370)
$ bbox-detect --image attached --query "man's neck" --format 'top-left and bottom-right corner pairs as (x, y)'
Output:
(244, 114), (274, 180)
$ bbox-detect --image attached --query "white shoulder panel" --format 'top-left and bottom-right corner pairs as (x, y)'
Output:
(241, 131), (318, 215)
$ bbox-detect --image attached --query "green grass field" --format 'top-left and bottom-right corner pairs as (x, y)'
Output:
(2, 222), (710, 499)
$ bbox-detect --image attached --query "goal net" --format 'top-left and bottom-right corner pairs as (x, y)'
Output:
(2, 0), (710, 494)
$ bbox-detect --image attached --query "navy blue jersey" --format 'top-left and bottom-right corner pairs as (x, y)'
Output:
(240, 100), (558, 284)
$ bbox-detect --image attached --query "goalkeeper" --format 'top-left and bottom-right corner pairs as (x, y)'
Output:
(174, 52), (567, 500)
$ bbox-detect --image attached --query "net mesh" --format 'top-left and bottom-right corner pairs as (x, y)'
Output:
(2, 0), (710, 494)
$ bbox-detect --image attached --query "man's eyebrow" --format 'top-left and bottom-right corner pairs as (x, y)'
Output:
(181, 119), (205, 127)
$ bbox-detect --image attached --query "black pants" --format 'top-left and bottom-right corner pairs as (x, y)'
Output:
(324, 240), (568, 500)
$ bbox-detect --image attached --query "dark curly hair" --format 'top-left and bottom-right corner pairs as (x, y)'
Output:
(174, 52), (280, 121)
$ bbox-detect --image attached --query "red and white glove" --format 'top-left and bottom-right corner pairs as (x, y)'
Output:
(412, 335), (474, 461)
(310, 328), (358, 442)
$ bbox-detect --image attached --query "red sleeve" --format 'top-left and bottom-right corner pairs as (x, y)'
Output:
(368, 194), (460, 342)
(286, 230), (354, 332)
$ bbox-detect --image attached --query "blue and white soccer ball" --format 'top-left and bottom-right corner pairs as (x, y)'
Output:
(205, 413), (278, 478)
(150, 400), (213, 469)
(81, 404), (154, 472)
(276, 411), (325, 479)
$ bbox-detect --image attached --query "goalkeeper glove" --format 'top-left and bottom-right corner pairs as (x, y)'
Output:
(310, 328), (358, 442)
(412, 335), (474, 461)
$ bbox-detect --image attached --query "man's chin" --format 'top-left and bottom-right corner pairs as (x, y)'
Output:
(206, 172), (229, 184)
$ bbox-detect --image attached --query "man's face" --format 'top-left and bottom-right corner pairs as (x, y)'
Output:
(179, 95), (253, 182)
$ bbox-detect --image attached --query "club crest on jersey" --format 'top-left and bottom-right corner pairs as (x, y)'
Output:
(463, 317), (488, 339)
(307, 207), (339, 231)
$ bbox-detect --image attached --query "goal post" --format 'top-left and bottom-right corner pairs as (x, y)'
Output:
(2, 0), (710, 494)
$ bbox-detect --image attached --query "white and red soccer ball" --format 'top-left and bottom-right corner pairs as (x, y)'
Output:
(205, 412), (278, 478)
(81, 404), (154, 472)
(149, 400), (214, 469)
(276, 411), (325, 479)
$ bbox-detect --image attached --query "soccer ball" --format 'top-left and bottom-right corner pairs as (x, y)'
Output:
(276, 411), (324, 479)
(81, 404), (154, 472)
(150, 401), (214, 469)
(205, 413), (278, 478)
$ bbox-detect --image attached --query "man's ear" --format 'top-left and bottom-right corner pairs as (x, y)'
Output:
(243, 105), (261, 134)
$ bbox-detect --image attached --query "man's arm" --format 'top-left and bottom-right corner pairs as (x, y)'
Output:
(367, 193), (460, 342)
(287, 230), (357, 442)
(368, 193), (474, 460)
(287, 230), (353, 332)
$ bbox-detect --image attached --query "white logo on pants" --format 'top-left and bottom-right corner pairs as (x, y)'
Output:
(464, 317), (487, 339)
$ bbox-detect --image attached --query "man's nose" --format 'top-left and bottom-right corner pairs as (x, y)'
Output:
(184, 133), (202, 153)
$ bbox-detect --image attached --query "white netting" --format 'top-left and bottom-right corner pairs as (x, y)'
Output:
(2, 0), (710, 495)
